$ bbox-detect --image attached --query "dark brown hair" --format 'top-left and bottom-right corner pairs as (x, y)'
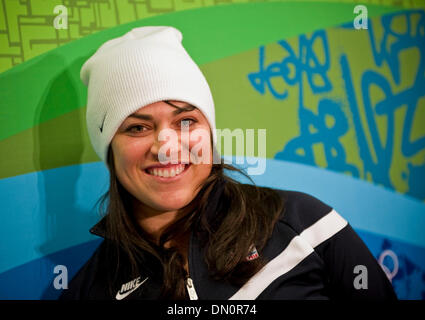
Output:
(99, 147), (284, 300)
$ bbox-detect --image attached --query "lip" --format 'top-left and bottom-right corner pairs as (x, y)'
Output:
(143, 163), (191, 182)
(144, 162), (189, 171)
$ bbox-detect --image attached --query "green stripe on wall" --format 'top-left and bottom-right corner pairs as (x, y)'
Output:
(0, 107), (98, 179)
(1, 0), (420, 74)
(0, 2), (400, 140)
(0, 2), (402, 179)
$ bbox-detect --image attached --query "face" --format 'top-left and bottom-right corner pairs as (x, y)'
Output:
(111, 100), (213, 216)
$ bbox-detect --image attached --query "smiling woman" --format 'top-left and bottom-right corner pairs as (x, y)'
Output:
(60, 26), (397, 300)
(111, 100), (213, 217)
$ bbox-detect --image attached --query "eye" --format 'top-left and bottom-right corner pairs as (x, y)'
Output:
(126, 124), (147, 134)
(180, 118), (197, 128)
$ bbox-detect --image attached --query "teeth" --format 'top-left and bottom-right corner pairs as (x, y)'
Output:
(147, 164), (186, 178)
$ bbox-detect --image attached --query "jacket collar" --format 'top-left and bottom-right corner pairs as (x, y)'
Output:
(89, 216), (107, 238)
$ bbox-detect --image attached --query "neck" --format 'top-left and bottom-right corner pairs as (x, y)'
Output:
(132, 202), (177, 243)
(132, 201), (191, 273)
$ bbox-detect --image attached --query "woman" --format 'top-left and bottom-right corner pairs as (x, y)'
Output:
(60, 26), (396, 300)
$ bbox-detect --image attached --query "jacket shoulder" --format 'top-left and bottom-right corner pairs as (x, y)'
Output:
(270, 188), (334, 234)
(59, 240), (106, 300)
(259, 187), (397, 300)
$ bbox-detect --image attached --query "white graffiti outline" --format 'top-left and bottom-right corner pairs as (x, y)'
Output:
(378, 249), (399, 283)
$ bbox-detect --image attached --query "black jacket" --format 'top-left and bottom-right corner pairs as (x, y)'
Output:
(60, 180), (397, 300)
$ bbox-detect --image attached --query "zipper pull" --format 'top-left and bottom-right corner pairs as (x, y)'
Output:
(186, 277), (198, 300)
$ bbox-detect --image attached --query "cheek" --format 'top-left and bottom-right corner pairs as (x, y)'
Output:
(193, 163), (212, 179)
(188, 129), (213, 163)
(112, 138), (148, 170)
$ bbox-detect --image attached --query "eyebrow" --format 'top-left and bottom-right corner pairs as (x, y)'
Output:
(128, 102), (196, 120)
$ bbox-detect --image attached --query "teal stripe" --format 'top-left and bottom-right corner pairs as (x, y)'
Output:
(0, 162), (107, 274)
(1, 158), (424, 273)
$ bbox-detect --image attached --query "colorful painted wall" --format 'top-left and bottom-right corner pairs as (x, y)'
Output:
(0, 0), (424, 299)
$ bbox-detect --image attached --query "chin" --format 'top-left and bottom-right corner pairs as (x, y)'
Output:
(150, 191), (195, 212)
(162, 198), (193, 212)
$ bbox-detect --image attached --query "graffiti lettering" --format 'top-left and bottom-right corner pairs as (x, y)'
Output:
(249, 11), (425, 200)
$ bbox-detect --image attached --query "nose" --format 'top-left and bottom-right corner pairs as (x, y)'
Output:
(149, 133), (168, 158)
(149, 134), (164, 157)
(149, 126), (181, 162)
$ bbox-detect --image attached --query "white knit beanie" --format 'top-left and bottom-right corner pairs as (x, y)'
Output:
(80, 26), (217, 163)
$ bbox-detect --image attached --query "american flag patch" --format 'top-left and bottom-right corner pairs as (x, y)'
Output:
(246, 246), (259, 261)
